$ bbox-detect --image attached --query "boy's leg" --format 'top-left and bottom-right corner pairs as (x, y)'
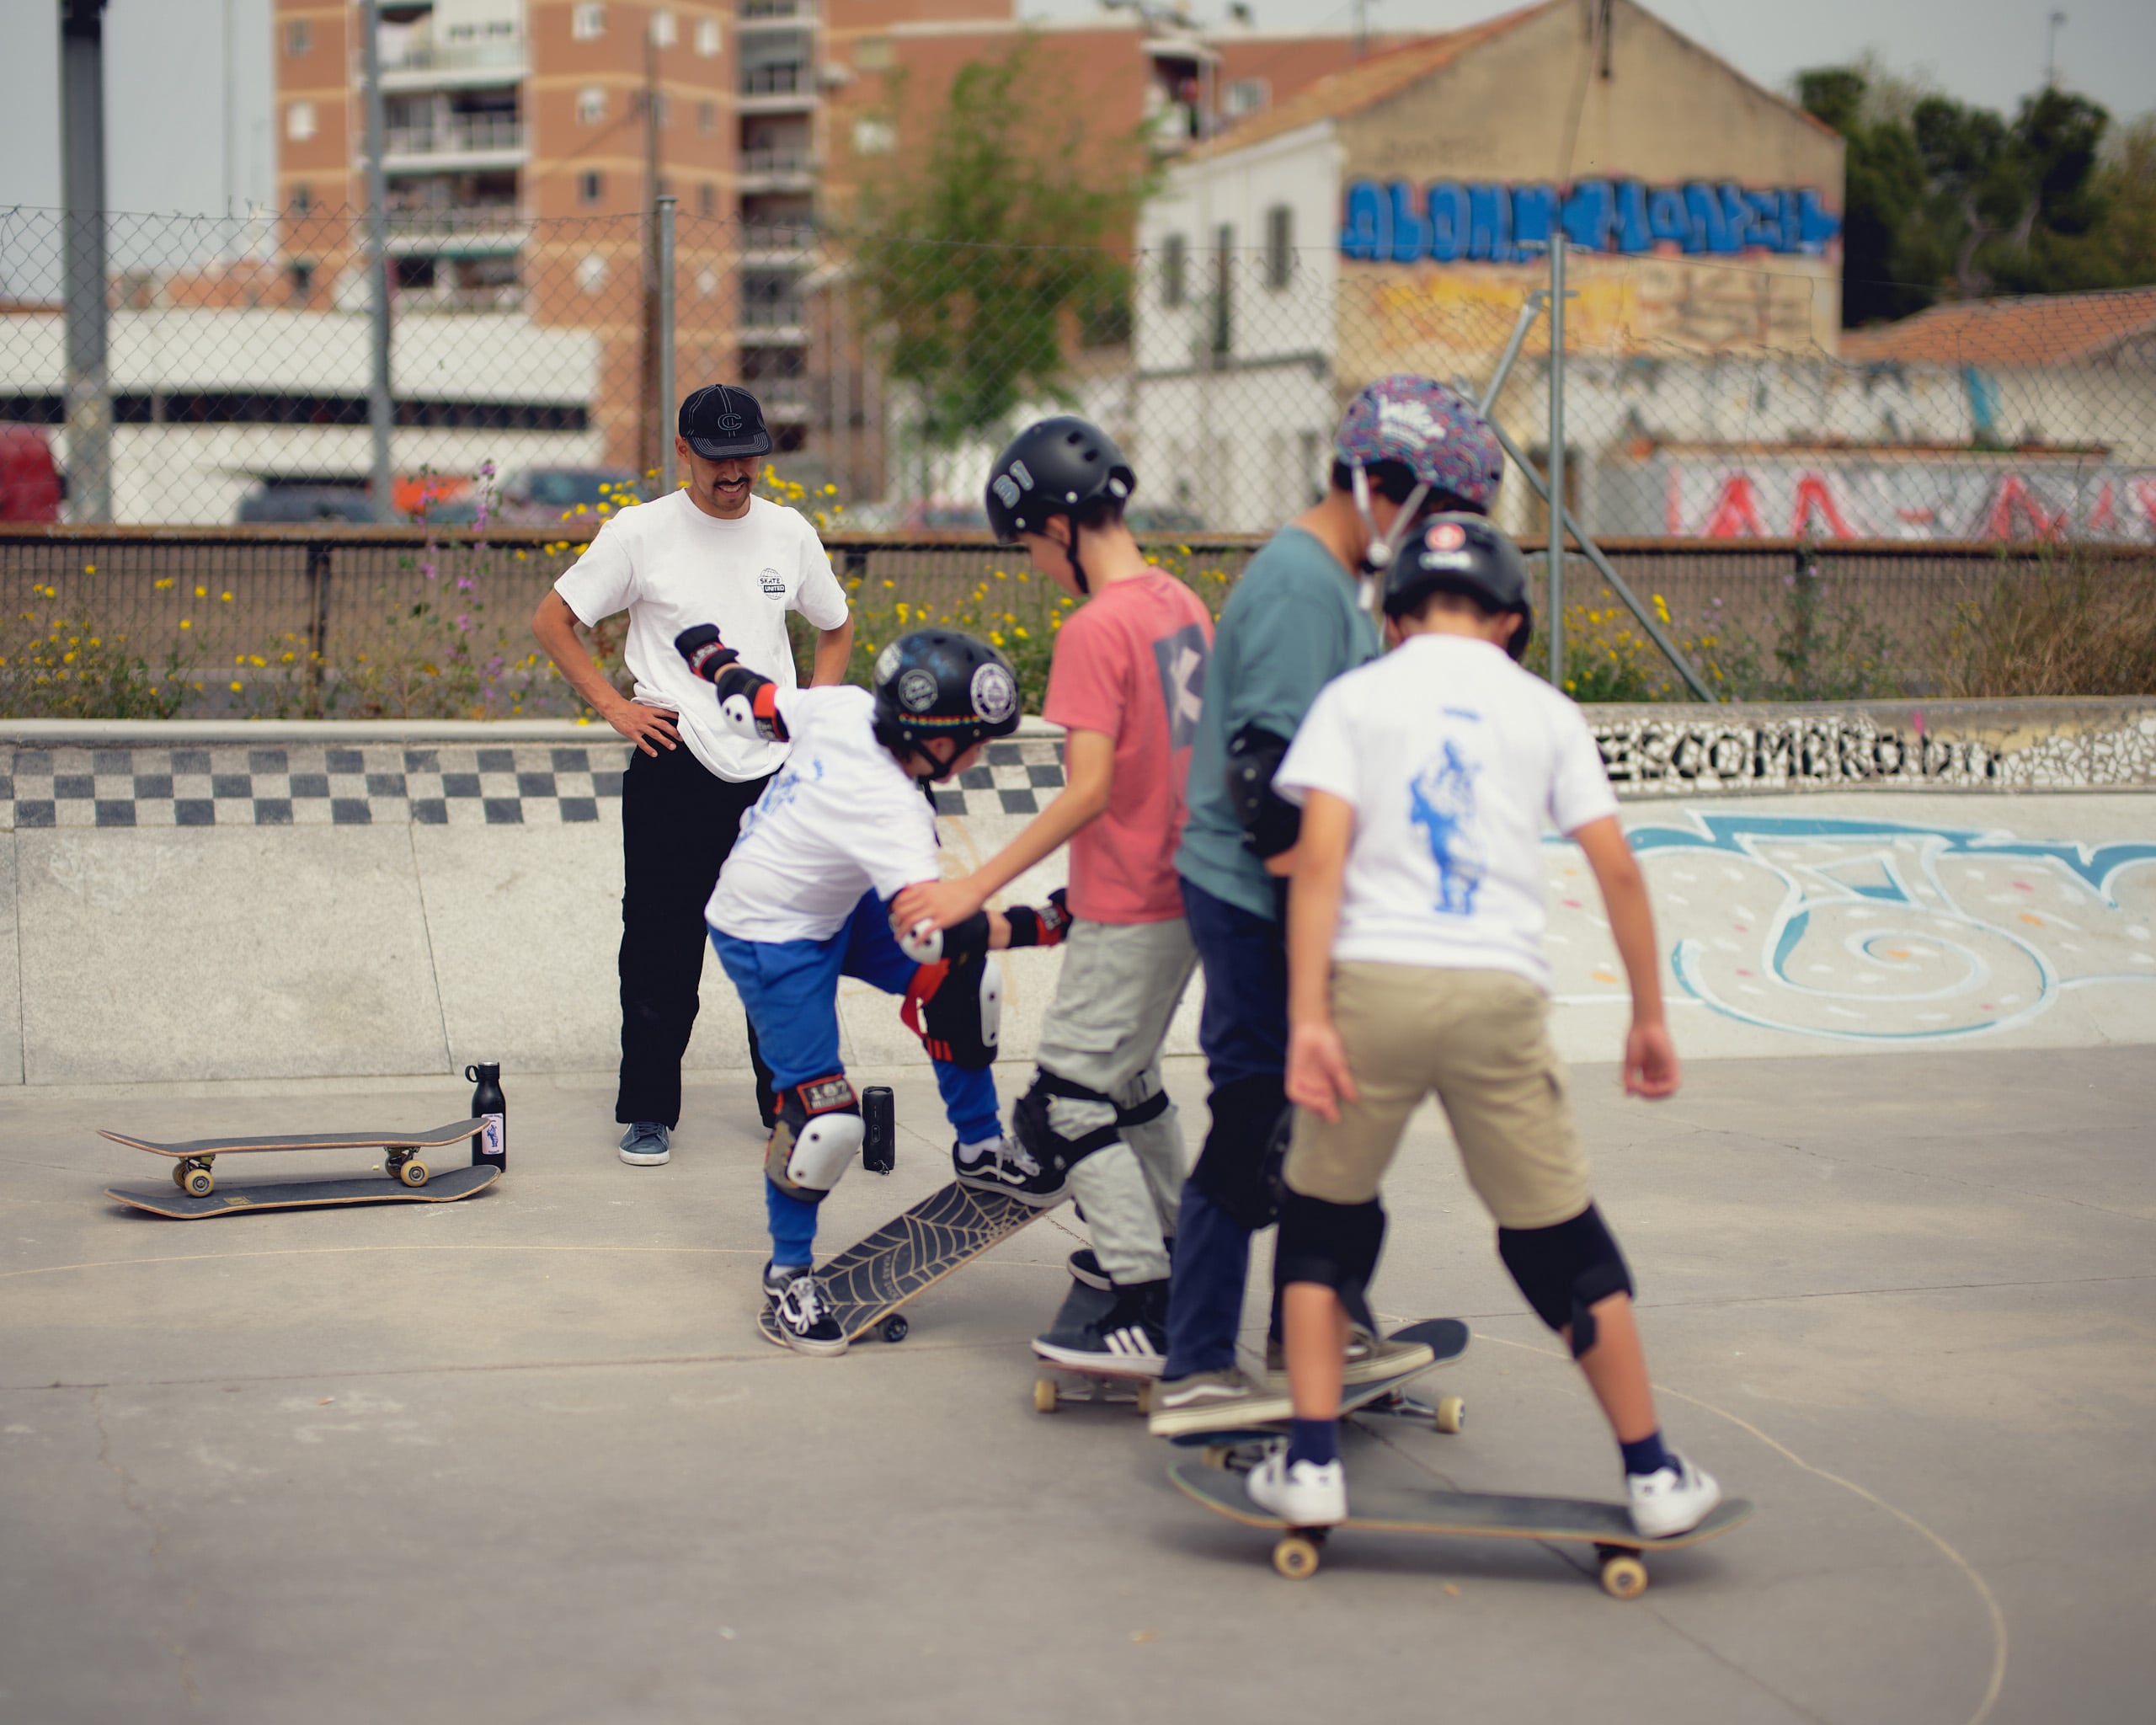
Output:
(1431, 969), (1721, 1534)
(1162, 877), (1288, 1391)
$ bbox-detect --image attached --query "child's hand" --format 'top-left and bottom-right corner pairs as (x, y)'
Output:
(1286, 1021), (1358, 1123)
(1623, 1019), (1680, 1098)
(891, 876), (985, 937)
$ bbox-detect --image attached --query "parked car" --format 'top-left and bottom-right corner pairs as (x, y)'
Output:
(0, 425), (63, 521)
(237, 483), (376, 524)
(496, 466), (643, 526)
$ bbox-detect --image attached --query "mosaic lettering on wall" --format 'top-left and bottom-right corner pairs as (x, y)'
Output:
(1340, 178), (1841, 264)
(1590, 711), (2156, 796)
(1619, 812), (2156, 1042)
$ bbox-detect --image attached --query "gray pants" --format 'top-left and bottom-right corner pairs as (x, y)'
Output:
(1034, 916), (1198, 1286)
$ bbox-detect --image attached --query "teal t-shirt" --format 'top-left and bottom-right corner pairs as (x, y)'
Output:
(1175, 526), (1381, 921)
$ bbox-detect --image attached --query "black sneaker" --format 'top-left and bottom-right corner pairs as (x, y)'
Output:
(1067, 1247), (1111, 1290)
(951, 1132), (1066, 1207)
(1032, 1279), (1169, 1376)
(761, 1259), (846, 1357)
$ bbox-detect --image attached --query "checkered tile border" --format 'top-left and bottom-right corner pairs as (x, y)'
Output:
(0, 738), (1065, 829)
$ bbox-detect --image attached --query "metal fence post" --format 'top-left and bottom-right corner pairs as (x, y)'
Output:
(358, 0), (395, 524)
(656, 194), (677, 496)
(1546, 231), (1566, 692)
(305, 538), (332, 717)
(60, 0), (113, 524)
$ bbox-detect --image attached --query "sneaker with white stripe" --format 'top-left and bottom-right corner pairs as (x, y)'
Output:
(1030, 1279), (1169, 1377)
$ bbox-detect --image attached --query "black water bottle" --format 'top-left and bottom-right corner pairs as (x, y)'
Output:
(862, 1086), (895, 1174)
(466, 1062), (506, 1171)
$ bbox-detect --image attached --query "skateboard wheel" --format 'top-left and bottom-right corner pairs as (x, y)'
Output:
(1033, 1376), (1059, 1414)
(398, 1158), (430, 1188)
(880, 1315), (910, 1344)
(1135, 1381), (1153, 1416)
(1272, 1535), (1321, 1581)
(1200, 1444), (1233, 1471)
(183, 1167), (216, 1198)
(1599, 1553), (1649, 1600)
(1433, 1395), (1466, 1435)
(171, 1162), (190, 1190)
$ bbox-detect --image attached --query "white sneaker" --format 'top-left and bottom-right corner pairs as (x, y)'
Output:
(1627, 1454), (1722, 1539)
(1246, 1444), (1348, 1527)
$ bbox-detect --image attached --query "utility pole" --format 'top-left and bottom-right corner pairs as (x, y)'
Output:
(641, 13), (663, 478)
(359, 0), (396, 521)
(2046, 11), (2067, 88)
(59, 0), (112, 523)
(1546, 231), (1567, 692)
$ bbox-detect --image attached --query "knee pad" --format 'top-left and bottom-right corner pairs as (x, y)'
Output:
(1189, 1075), (1289, 1232)
(1273, 1189), (1385, 1302)
(1011, 1071), (1121, 1175)
(765, 1075), (864, 1202)
(1116, 1087), (1171, 1130)
(1496, 1204), (1634, 1357)
(901, 953), (1003, 1071)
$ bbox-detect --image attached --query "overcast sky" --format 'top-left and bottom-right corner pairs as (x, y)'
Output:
(0, 0), (2148, 216)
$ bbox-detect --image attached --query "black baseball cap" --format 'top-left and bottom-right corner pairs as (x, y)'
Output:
(678, 383), (772, 460)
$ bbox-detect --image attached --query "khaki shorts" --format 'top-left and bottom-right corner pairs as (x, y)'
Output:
(1284, 964), (1590, 1230)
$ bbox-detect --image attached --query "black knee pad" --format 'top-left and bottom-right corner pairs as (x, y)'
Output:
(1189, 1074), (1289, 1231)
(1011, 1071), (1121, 1175)
(1496, 1204), (1634, 1357)
(1273, 1189), (1386, 1304)
(1116, 1088), (1171, 1130)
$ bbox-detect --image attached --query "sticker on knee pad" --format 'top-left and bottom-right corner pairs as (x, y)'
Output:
(1273, 1189), (1385, 1300)
(1189, 1076), (1289, 1231)
(765, 1075), (864, 1201)
(1496, 1204), (1633, 1356)
(1011, 1072), (1120, 1176)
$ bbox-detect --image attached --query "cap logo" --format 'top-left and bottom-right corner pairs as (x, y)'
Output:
(897, 667), (940, 713)
(1427, 521), (1467, 553)
(970, 662), (1017, 725)
(1377, 398), (1443, 441)
(717, 414), (744, 434)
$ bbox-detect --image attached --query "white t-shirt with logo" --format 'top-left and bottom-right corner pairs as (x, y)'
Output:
(705, 686), (943, 943)
(1276, 633), (1619, 991)
(553, 489), (850, 782)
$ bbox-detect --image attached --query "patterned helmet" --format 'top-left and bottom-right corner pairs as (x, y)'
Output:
(1335, 376), (1503, 510)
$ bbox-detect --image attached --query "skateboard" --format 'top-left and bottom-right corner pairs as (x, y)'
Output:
(1172, 1461), (1753, 1598)
(1031, 1280), (1161, 1414)
(99, 1119), (486, 1199)
(1151, 1318), (1472, 1450)
(107, 1163), (501, 1220)
(755, 1178), (1050, 1349)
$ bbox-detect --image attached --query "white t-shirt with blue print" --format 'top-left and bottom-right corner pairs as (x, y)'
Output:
(1275, 633), (1617, 991)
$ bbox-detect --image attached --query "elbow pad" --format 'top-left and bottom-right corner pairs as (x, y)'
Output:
(1225, 725), (1302, 859)
(897, 907), (991, 967)
(1004, 888), (1071, 950)
(674, 623), (787, 742)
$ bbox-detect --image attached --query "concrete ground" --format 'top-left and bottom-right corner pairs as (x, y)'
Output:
(3, 1047), (2151, 1725)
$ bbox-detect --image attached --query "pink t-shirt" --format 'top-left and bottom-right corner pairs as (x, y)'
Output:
(1043, 570), (1214, 923)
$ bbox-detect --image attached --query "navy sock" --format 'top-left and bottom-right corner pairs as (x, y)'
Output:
(1287, 1418), (1339, 1468)
(1621, 1430), (1670, 1478)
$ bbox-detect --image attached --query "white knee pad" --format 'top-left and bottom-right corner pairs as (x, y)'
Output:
(785, 1111), (864, 1194)
(766, 1076), (866, 1201)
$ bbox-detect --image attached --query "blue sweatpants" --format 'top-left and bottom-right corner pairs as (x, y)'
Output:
(712, 889), (1001, 1268)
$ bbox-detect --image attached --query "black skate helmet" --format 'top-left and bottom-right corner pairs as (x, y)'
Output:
(872, 628), (1023, 780)
(1382, 513), (1534, 661)
(984, 415), (1135, 594)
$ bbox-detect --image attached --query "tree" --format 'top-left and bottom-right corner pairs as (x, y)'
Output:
(848, 43), (1151, 448)
(1797, 67), (1937, 325)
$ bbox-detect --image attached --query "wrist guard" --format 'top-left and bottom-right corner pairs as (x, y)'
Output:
(1004, 888), (1072, 949)
(674, 623), (787, 742)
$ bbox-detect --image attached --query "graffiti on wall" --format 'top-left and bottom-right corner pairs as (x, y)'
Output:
(1612, 812), (2156, 1043)
(1341, 178), (1840, 264)
(1657, 457), (2156, 542)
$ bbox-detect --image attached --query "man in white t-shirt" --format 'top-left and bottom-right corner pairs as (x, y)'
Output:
(676, 625), (1069, 1353)
(533, 385), (854, 1166)
(1255, 515), (1726, 1541)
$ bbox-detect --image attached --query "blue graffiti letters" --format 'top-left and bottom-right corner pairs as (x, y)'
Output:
(1409, 740), (1486, 916)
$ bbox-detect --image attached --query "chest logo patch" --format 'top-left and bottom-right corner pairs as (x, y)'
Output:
(758, 569), (786, 596)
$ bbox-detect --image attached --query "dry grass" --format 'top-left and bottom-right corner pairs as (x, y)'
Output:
(1938, 547), (2156, 699)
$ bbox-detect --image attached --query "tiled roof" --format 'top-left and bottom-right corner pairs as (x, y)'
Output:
(1839, 288), (2156, 367)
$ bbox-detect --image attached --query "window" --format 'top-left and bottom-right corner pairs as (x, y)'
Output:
(856, 37), (894, 72)
(851, 118), (894, 158)
(287, 259), (314, 305)
(1161, 233), (1186, 307)
(697, 99), (718, 134)
(285, 19), (311, 57)
(1225, 77), (1270, 118)
(651, 8), (677, 47)
(577, 254), (608, 293)
(698, 182), (716, 217)
(1265, 205), (1294, 291)
(291, 182), (313, 214)
(572, 3), (605, 41)
(696, 266), (718, 298)
(696, 19), (721, 56)
(1211, 224), (1234, 355)
(579, 170), (605, 206)
(577, 86), (606, 125)
(286, 101), (316, 142)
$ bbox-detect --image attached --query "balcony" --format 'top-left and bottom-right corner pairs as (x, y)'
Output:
(383, 206), (527, 255)
(739, 0), (818, 29)
(395, 281), (527, 315)
(739, 226), (817, 268)
(739, 63), (817, 111)
(744, 377), (809, 418)
(378, 36), (528, 92)
(382, 118), (527, 170)
(738, 147), (817, 190)
(740, 300), (807, 343)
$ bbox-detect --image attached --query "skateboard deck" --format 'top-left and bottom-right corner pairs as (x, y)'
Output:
(756, 1179), (1050, 1349)
(1154, 1318), (1471, 1445)
(1171, 1461), (1753, 1598)
(1032, 1280), (1162, 1413)
(100, 1119), (484, 1200)
(107, 1163), (500, 1220)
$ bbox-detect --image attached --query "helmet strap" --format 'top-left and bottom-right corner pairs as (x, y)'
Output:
(1353, 467), (1431, 617)
(1064, 513), (1090, 596)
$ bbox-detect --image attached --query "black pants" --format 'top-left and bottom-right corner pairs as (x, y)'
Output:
(616, 740), (776, 1129)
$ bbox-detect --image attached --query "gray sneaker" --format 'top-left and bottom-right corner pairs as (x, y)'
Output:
(1264, 1327), (1435, 1389)
(618, 1122), (671, 1166)
(1147, 1368), (1263, 1437)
